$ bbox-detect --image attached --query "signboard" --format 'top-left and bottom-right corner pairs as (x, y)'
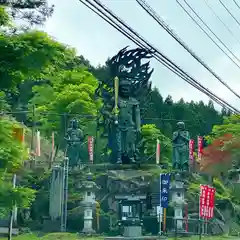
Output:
(160, 173), (171, 208)
(88, 136), (94, 163)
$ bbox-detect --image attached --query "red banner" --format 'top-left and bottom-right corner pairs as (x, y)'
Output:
(199, 185), (208, 218)
(207, 187), (216, 219)
(198, 136), (203, 161)
(189, 139), (194, 162)
(199, 185), (216, 219)
(88, 136), (94, 164)
(13, 127), (25, 143)
(156, 139), (160, 164)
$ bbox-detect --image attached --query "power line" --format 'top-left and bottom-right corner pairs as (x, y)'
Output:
(175, 0), (240, 70)
(233, 0), (240, 11)
(1, 109), (204, 122)
(136, 0), (240, 99)
(0, 110), (96, 118)
(79, 0), (240, 114)
(219, 0), (240, 28)
(204, 0), (240, 46)
(83, 0), (240, 113)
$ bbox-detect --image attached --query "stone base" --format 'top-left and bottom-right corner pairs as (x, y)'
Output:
(82, 227), (95, 234)
(123, 226), (142, 237)
(42, 219), (61, 232)
(167, 229), (190, 237)
(0, 227), (19, 236)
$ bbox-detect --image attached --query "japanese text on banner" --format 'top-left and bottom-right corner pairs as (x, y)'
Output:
(199, 185), (216, 219)
(88, 136), (94, 163)
(199, 184), (208, 218)
(207, 187), (216, 219)
(160, 174), (171, 208)
(198, 136), (203, 161)
(189, 139), (194, 162)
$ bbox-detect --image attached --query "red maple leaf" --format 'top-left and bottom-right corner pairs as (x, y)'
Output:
(199, 134), (236, 175)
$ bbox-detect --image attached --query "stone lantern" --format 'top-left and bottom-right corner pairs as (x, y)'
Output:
(78, 172), (99, 234)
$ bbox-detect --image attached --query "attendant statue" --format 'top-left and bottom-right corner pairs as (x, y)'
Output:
(65, 119), (84, 167)
(172, 121), (190, 171)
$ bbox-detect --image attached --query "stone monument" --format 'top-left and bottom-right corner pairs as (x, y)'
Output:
(95, 47), (154, 164)
(49, 165), (64, 221)
(65, 119), (84, 167)
(78, 172), (99, 234)
(172, 121), (190, 171)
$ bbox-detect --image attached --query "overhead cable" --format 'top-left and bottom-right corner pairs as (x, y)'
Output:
(82, 0), (240, 113)
(233, 0), (240, 11)
(176, 0), (240, 69)
(0, 109), (202, 122)
(136, 0), (240, 99)
(78, 0), (240, 114)
(219, 0), (240, 28)
(204, 0), (240, 46)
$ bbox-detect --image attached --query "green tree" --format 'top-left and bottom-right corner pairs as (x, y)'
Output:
(0, 6), (10, 26)
(0, 30), (75, 91)
(208, 114), (240, 140)
(0, 117), (35, 212)
(29, 68), (102, 153)
(141, 124), (172, 165)
(200, 115), (240, 175)
(1, 0), (53, 26)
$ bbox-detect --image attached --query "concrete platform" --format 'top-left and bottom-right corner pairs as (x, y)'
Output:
(75, 163), (160, 171)
(105, 236), (166, 240)
(0, 227), (19, 235)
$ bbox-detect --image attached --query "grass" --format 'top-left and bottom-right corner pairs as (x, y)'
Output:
(0, 233), (239, 240)
(0, 233), (102, 240)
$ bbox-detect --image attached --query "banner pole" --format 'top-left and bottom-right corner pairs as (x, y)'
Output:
(163, 208), (166, 232)
(159, 173), (162, 236)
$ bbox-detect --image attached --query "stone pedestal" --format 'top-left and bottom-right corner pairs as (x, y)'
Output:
(82, 201), (95, 233)
(170, 173), (185, 232)
(123, 226), (142, 237)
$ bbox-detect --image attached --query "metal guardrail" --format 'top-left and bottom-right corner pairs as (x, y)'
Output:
(159, 217), (226, 239)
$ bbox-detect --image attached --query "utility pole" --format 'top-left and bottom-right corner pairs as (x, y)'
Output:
(95, 110), (100, 163)
(60, 157), (69, 232)
(8, 174), (16, 240)
(63, 157), (69, 231)
(31, 105), (36, 168)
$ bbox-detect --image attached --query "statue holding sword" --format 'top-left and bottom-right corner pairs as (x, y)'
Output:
(95, 47), (154, 164)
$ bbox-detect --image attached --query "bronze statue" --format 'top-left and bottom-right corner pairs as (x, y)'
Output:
(172, 121), (190, 171)
(95, 47), (154, 164)
(65, 119), (84, 167)
(114, 78), (141, 164)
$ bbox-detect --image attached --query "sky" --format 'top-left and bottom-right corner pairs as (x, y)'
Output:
(43, 0), (240, 111)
